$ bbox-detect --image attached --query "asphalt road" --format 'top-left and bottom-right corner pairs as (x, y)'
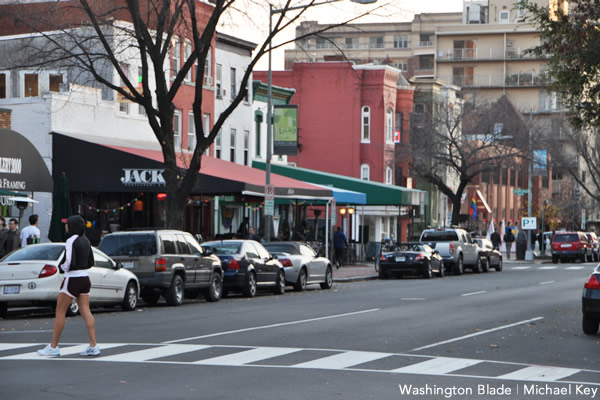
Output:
(1, 261), (599, 400)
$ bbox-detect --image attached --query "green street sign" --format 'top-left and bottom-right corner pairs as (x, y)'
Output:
(513, 189), (529, 196)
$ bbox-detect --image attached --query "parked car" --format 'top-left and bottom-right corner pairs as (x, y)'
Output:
(551, 231), (592, 264)
(473, 238), (503, 272)
(263, 241), (333, 291)
(0, 243), (139, 318)
(378, 242), (444, 279)
(586, 232), (599, 262)
(98, 230), (223, 306)
(201, 240), (285, 297)
(582, 265), (600, 335)
(420, 228), (481, 275)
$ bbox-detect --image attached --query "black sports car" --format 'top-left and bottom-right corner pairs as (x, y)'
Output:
(582, 265), (600, 335)
(473, 238), (503, 272)
(378, 242), (444, 279)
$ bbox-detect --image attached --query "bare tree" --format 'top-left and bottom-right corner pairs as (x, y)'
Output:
(409, 94), (533, 225)
(0, 0), (385, 229)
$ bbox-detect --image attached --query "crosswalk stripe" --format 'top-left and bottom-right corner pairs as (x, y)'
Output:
(100, 344), (208, 362)
(538, 266), (558, 270)
(0, 343), (127, 360)
(511, 266), (530, 270)
(194, 347), (300, 366)
(566, 266), (585, 270)
(0, 343), (37, 351)
(498, 366), (580, 382)
(294, 351), (390, 369)
(391, 357), (482, 375)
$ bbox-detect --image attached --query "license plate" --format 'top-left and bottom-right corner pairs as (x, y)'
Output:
(560, 244), (571, 248)
(122, 261), (134, 269)
(395, 256), (406, 262)
(3, 285), (20, 295)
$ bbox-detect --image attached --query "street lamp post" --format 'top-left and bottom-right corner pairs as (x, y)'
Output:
(264, 0), (377, 242)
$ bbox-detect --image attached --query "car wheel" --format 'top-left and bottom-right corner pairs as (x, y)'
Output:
(588, 253), (594, 262)
(482, 258), (490, 273)
(581, 253), (587, 263)
(595, 252), (599, 262)
(165, 275), (184, 306)
(320, 266), (333, 289)
(244, 271), (257, 297)
(0, 303), (6, 318)
(495, 257), (503, 272)
(65, 299), (79, 316)
(582, 316), (599, 335)
(203, 273), (223, 302)
(273, 270), (286, 295)
(142, 293), (160, 305)
(551, 256), (558, 264)
(294, 268), (308, 291)
(121, 281), (138, 311)
(437, 262), (445, 278)
(453, 256), (464, 275)
(422, 261), (433, 279)
(473, 258), (482, 274)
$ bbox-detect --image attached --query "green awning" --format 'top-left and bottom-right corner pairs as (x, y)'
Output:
(252, 161), (427, 206)
(0, 189), (26, 197)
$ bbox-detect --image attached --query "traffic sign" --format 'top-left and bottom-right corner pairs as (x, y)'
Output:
(522, 217), (537, 230)
(513, 189), (528, 196)
(265, 184), (275, 201)
(265, 199), (274, 216)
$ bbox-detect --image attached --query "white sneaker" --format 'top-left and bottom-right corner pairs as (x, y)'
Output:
(80, 345), (101, 356)
(37, 344), (60, 357)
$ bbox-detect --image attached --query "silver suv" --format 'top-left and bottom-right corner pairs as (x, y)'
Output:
(99, 230), (222, 306)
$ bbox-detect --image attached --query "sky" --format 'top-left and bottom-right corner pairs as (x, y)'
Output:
(218, 0), (464, 71)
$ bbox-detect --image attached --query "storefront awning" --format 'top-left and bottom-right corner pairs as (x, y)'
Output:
(252, 161), (426, 206)
(476, 189), (492, 214)
(311, 184), (367, 205)
(52, 132), (332, 200)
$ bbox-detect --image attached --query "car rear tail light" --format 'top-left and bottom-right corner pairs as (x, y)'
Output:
(584, 275), (600, 290)
(449, 243), (455, 255)
(155, 258), (167, 272)
(379, 254), (387, 262)
(227, 259), (240, 270)
(414, 254), (425, 261)
(279, 258), (293, 267)
(38, 265), (58, 278)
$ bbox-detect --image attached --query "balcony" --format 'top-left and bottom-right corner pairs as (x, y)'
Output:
(439, 73), (546, 88)
(437, 47), (548, 62)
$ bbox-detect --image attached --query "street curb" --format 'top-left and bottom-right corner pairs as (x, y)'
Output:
(334, 275), (379, 283)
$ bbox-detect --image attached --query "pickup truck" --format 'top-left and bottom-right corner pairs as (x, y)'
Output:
(420, 228), (481, 275)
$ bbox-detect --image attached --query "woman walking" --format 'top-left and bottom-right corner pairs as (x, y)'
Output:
(37, 215), (99, 357)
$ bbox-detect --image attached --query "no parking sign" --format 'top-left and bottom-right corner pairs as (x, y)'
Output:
(521, 217), (537, 230)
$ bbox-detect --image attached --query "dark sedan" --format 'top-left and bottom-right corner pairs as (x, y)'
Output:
(201, 240), (285, 297)
(582, 265), (600, 335)
(473, 238), (503, 272)
(378, 243), (444, 279)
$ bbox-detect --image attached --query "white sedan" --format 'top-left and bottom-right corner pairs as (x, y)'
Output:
(0, 243), (139, 317)
(263, 241), (333, 291)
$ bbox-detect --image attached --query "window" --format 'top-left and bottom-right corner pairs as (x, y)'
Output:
(386, 108), (394, 143)
(255, 112), (263, 158)
(419, 33), (433, 47)
(230, 67), (236, 98)
(216, 64), (223, 97)
(369, 36), (384, 49)
(24, 73), (39, 97)
(517, 6), (526, 20)
(244, 130), (249, 166)
(395, 112), (404, 139)
(510, 169), (516, 186)
(453, 39), (475, 60)
(386, 167), (393, 185)
(452, 66), (474, 86)
(203, 113), (210, 155)
(174, 110), (182, 149)
(394, 35), (408, 49)
(418, 55), (434, 70)
(0, 72), (7, 98)
(204, 46), (212, 85)
(361, 164), (370, 181)
(499, 10), (510, 23)
(345, 37), (358, 49)
(244, 81), (250, 103)
(361, 106), (370, 142)
(215, 130), (222, 159)
(184, 40), (192, 82)
(414, 103), (425, 113)
(49, 73), (63, 92)
(171, 38), (180, 76)
(493, 123), (503, 136)
(118, 63), (129, 113)
(137, 67), (145, 116)
(187, 113), (196, 151)
(230, 128), (236, 162)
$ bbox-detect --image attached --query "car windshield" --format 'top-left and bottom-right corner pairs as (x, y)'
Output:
(421, 231), (458, 241)
(263, 244), (299, 255)
(2, 244), (64, 262)
(202, 242), (241, 255)
(554, 234), (579, 242)
(99, 234), (157, 257)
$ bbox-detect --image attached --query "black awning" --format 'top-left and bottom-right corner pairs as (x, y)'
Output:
(0, 128), (53, 192)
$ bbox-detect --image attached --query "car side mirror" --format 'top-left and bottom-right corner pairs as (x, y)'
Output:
(115, 261), (123, 270)
(433, 250), (439, 254)
(203, 247), (213, 256)
(271, 254), (278, 260)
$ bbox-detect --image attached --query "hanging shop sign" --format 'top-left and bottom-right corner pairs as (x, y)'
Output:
(273, 105), (298, 156)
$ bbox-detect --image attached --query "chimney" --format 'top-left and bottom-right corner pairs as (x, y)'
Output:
(0, 108), (11, 129)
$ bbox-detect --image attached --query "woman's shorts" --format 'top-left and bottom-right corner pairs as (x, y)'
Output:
(60, 276), (91, 298)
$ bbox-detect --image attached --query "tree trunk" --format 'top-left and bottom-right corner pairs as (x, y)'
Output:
(451, 194), (462, 227)
(165, 189), (188, 230)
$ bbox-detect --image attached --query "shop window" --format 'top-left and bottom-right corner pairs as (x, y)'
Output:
(24, 73), (39, 97)
(361, 106), (370, 142)
(188, 112), (196, 151)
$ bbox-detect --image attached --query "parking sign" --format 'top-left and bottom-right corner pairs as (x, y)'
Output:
(521, 217), (537, 230)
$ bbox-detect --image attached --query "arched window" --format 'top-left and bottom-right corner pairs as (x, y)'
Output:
(361, 164), (370, 181)
(386, 108), (394, 143)
(386, 167), (393, 185)
(361, 106), (370, 142)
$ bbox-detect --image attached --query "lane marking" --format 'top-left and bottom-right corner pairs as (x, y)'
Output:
(409, 317), (544, 352)
(0, 330), (54, 335)
(163, 308), (381, 344)
(566, 266), (585, 270)
(499, 366), (580, 382)
(461, 291), (487, 297)
(392, 357), (482, 375)
(511, 266), (531, 270)
(540, 281), (555, 285)
(538, 266), (558, 270)
(293, 351), (389, 369)
(100, 344), (207, 362)
(194, 347), (299, 366)
(401, 298), (427, 301)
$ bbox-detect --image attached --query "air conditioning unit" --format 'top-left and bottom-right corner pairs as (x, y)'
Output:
(204, 76), (212, 86)
(216, 86), (226, 98)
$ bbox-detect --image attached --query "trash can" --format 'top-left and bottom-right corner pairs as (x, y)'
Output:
(516, 231), (527, 260)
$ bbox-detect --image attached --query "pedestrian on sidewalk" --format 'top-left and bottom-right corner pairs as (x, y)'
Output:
(490, 229), (501, 250)
(37, 215), (99, 357)
(20, 214), (40, 247)
(503, 228), (515, 260)
(1, 218), (20, 258)
(333, 226), (348, 269)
